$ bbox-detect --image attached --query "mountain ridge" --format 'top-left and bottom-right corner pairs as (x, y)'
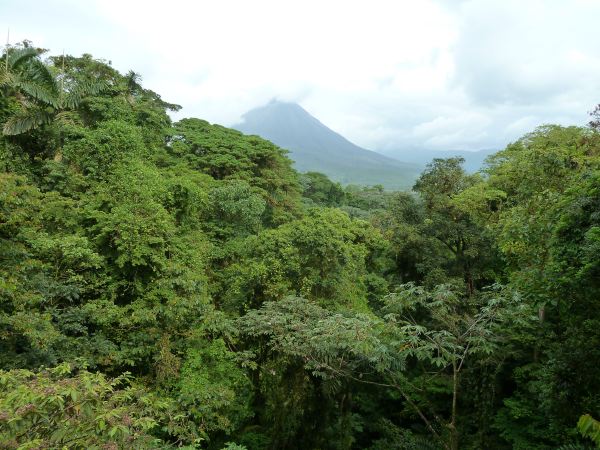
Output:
(234, 100), (420, 190)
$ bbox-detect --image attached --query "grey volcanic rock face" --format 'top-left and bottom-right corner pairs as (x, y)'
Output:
(234, 100), (420, 190)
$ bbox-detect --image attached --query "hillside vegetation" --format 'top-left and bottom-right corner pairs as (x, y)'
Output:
(1, 43), (600, 450)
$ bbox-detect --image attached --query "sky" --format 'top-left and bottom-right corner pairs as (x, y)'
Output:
(2, 0), (600, 154)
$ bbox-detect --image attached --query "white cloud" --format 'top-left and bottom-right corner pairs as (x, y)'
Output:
(1, 0), (599, 153)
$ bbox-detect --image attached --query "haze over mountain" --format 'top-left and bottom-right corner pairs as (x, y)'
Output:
(382, 147), (497, 173)
(234, 101), (420, 190)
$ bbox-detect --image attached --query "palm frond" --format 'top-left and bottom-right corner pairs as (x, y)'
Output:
(55, 110), (82, 127)
(14, 96), (36, 109)
(0, 70), (17, 89)
(2, 107), (53, 135)
(6, 47), (40, 70)
(14, 80), (60, 108)
(84, 79), (109, 95)
(63, 79), (108, 109)
(24, 58), (59, 93)
(125, 70), (143, 92)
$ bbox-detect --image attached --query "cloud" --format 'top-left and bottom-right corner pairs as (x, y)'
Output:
(1, 0), (598, 154)
(452, 0), (600, 107)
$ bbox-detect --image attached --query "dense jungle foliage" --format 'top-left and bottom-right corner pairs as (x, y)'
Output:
(1, 42), (600, 450)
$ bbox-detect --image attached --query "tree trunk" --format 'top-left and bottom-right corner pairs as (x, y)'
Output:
(464, 263), (474, 297)
(450, 360), (459, 450)
(533, 305), (545, 362)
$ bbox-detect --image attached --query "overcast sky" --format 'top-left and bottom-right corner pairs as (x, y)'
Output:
(2, 0), (600, 153)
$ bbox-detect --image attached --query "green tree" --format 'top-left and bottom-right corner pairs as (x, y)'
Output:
(170, 118), (301, 225)
(487, 125), (600, 448)
(221, 208), (388, 312)
(300, 171), (345, 207)
(0, 363), (197, 448)
(239, 286), (533, 450)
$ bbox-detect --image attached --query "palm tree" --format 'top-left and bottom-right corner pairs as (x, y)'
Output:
(1, 46), (106, 136)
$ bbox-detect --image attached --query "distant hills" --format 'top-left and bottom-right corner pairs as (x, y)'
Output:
(382, 148), (497, 173)
(234, 100), (496, 190)
(234, 101), (420, 190)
